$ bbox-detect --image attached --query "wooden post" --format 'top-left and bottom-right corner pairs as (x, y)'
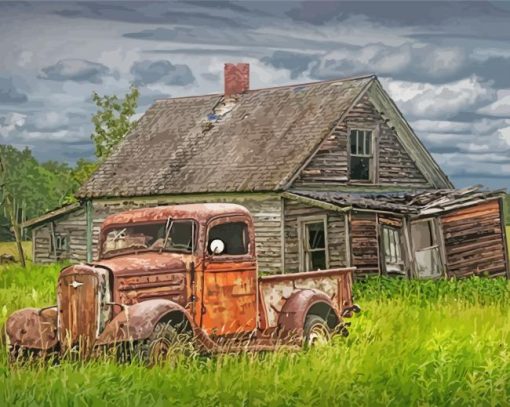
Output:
(86, 200), (93, 262)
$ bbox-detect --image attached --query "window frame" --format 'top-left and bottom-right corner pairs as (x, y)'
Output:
(51, 232), (69, 253)
(298, 215), (329, 272)
(348, 128), (375, 183)
(410, 218), (444, 279)
(205, 215), (254, 262)
(380, 225), (405, 274)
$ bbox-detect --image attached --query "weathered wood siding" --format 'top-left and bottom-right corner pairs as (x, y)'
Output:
(293, 95), (431, 189)
(283, 199), (346, 273)
(441, 199), (509, 278)
(33, 208), (87, 263)
(351, 212), (380, 275)
(91, 194), (283, 274)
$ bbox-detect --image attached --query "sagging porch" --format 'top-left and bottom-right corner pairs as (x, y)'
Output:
(283, 186), (509, 279)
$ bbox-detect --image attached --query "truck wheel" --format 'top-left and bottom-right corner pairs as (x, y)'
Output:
(303, 315), (331, 348)
(8, 345), (48, 365)
(133, 321), (193, 365)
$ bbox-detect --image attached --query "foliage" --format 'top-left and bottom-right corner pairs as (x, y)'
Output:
(71, 159), (99, 188)
(0, 267), (509, 405)
(91, 86), (139, 159)
(0, 146), (99, 239)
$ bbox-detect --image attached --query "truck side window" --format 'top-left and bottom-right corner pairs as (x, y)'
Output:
(208, 222), (249, 255)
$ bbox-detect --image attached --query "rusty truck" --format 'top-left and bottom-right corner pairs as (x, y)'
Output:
(6, 203), (358, 363)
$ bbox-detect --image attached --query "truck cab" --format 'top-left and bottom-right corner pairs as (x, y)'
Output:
(7, 204), (357, 361)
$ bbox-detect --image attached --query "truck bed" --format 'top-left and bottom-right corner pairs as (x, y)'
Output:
(258, 267), (355, 329)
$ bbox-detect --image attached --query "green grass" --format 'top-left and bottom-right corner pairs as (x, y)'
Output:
(0, 265), (509, 405)
(0, 241), (32, 264)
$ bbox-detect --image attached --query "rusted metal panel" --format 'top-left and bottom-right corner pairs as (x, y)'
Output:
(258, 268), (354, 329)
(201, 261), (258, 336)
(277, 289), (341, 341)
(441, 200), (508, 278)
(58, 271), (99, 350)
(5, 307), (58, 350)
(94, 299), (216, 351)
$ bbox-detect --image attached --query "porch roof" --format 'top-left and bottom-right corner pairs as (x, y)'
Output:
(289, 186), (505, 216)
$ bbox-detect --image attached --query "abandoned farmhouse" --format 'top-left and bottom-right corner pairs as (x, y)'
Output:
(25, 64), (509, 279)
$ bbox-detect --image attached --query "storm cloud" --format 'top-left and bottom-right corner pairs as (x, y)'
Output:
(0, 77), (28, 104)
(1, 1), (510, 189)
(39, 59), (112, 84)
(130, 60), (195, 86)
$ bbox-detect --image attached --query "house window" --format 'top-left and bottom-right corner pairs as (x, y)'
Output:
(381, 226), (404, 274)
(349, 129), (373, 181)
(411, 219), (443, 278)
(299, 217), (328, 271)
(51, 233), (69, 253)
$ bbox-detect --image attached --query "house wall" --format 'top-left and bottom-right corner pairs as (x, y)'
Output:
(90, 193), (283, 274)
(351, 211), (380, 276)
(440, 199), (509, 278)
(32, 208), (87, 263)
(293, 95), (431, 190)
(282, 199), (347, 273)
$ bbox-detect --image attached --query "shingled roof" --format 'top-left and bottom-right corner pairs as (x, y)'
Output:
(78, 74), (374, 198)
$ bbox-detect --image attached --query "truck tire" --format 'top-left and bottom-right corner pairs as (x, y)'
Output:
(131, 321), (194, 365)
(9, 345), (56, 365)
(303, 315), (331, 348)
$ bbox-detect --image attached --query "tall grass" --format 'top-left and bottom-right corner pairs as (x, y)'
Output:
(0, 265), (509, 406)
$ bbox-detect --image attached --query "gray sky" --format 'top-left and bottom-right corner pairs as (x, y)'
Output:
(1, 1), (510, 189)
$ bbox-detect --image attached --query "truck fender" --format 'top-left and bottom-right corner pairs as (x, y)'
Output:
(5, 307), (58, 350)
(95, 299), (215, 350)
(277, 289), (341, 339)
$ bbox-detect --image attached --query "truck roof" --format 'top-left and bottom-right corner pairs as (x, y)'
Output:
(101, 203), (251, 228)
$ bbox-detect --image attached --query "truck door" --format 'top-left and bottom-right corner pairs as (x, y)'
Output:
(201, 215), (257, 336)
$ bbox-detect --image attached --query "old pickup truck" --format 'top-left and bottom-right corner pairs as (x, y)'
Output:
(6, 203), (358, 362)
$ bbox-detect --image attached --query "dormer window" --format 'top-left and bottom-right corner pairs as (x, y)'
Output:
(349, 129), (373, 181)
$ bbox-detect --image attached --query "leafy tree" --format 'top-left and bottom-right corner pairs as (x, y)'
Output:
(71, 159), (99, 186)
(41, 161), (77, 206)
(91, 86), (139, 159)
(0, 146), (69, 257)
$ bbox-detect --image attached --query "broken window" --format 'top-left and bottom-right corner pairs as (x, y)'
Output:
(349, 129), (373, 181)
(381, 226), (404, 274)
(51, 233), (69, 253)
(411, 219), (443, 278)
(300, 218), (328, 271)
(208, 222), (249, 256)
(102, 221), (195, 257)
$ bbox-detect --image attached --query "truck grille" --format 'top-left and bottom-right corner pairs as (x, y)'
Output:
(58, 273), (99, 351)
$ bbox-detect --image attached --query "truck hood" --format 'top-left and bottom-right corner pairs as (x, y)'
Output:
(91, 252), (191, 276)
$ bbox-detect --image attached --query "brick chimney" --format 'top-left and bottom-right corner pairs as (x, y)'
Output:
(224, 63), (249, 97)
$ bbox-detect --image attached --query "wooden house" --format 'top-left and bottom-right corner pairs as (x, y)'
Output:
(24, 64), (509, 279)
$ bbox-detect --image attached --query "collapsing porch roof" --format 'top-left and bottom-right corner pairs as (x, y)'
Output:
(289, 186), (505, 217)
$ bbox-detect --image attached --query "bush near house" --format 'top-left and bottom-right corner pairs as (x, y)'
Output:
(0, 263), (509, 405)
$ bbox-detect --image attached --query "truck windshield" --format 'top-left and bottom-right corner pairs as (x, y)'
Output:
(101, 220), (195, 257)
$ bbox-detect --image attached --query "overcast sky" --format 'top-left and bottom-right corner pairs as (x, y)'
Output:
(1, 1), (510, 189)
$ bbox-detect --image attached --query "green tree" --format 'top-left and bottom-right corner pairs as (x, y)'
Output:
(91, 86), (139, 159)
(71, 159), (99, 186)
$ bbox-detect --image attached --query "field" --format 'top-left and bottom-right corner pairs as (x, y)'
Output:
(0, 241), (32, 263)
(0, 264), (509, 406)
